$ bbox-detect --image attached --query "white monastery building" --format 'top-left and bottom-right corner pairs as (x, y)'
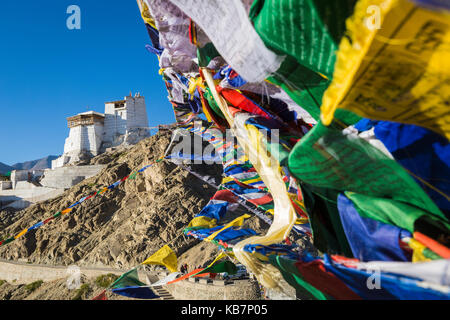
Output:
(52, 93), (149, 169)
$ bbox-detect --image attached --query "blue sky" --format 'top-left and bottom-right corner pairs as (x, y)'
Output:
(0, 1), (174, 165)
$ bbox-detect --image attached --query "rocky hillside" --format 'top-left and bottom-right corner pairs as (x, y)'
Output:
(0, 129), (269, 271)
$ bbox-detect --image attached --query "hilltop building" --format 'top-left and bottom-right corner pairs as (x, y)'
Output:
(1, 92), (149, 210)
(52, 93), (149, 169)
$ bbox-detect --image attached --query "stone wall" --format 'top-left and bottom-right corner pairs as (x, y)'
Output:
(165, 277), (262, 300)
(40, 165), (105, 189)
(51, 156), (68, 170)
(0, 165), (104, 210)
(0, 186), (63, 202)
(10, 170), (29, 188)
(0, 259), (129, 285)
(0, 187), (65, 210)
(13, 181), (36, 190)
(0, 181), (12, 190)
(0, 259), (158, 287)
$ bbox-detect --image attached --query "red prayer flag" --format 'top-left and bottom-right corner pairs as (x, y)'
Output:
(217, 86), (272, 120)
(211, 190), (239, 203)
(295, 259), (361, 300)
(43, 217), (53, 225)
(167, 268), (204, 285)
(92, 290), (108, 300)
(247, 194), (273, 206)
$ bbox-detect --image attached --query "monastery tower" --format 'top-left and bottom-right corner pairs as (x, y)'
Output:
(102, 92), (149, 148)
(52, 93), (149, 169)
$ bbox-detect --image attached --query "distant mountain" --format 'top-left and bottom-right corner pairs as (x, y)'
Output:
(0, 162), (14, 175)
(11, 155), (59, 171)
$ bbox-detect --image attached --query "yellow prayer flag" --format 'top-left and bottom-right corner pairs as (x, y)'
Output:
(408, 238), (431, 262)
(14, 229), (28, 240)
(61, 208), (72, 215)
(137, 0), (157, 29)
(221, 176), (235, 184)
(141, 245), (178, 273)
(295, 218), (309, 225)
(206, 252), (228, 268)
(242, 177), (262, 185)
(199, 91), (214, 123)
(188, 77), (205, 95)
(205, 214), (251, 242)
(252, 251), (270, 262)
(321, 0), (450, 139)
(187, 216), (217, 229)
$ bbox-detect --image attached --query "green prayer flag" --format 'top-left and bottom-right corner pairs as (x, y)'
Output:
(267, 58), (328, 122)
(423, 248), (442, 260)
(2, 238), (15, 245)
(249, 0), (360, 126)
(249, 0), (357, 78)
(204, 88), (225, 119)
(195, 261), (238, 276)
(110, 268), (145, 289)
(288, 121), (444, 220)
(258, 203), (274, 213)
(301, 184), (354, 257)
(129, 172), (138, 180)
(345, 192), (450, 234)
(197, 42), (220, 68)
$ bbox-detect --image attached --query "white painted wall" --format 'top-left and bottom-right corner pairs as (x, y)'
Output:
(0, 186), (64, 204)
(63, 122), (104, 156)
(51, 156), (69, 170)
(40, 165), (105, 189)
(126, 95), (149, 130)
(0, 181), (12, 190)
(103, 95), (149, 146)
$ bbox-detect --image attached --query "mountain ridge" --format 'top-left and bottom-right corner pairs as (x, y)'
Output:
(11, 155), (59, 171)
(0, 156), (59, 174)
(0, 162), (14, 175)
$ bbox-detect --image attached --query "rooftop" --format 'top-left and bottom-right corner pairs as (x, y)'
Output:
(67, 112), (105, 128)
(105, 99), (126, 105)
(77, 111), (105, 117)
